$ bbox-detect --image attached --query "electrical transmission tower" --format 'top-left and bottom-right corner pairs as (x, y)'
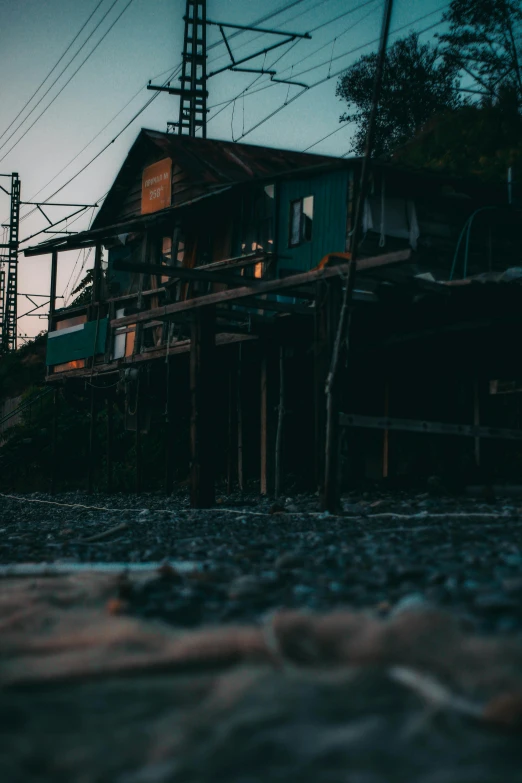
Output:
(148, 0), (208, 138)
(0, 172), (20, 353)
(147, 0), (310, 139)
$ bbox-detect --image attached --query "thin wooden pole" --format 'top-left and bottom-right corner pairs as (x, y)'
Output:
(350, 0), (394, 258)
(237, 344), (244, 492)
(106, 392), (113, 493)
(383, 380), (390, 478)
(48, 250), (58, 332)
(274, 345), (285, 498)
(50, 388), (58, 494)
(164, 357), (173, 494)
(314, 280), (328, 490)
(135, 376), (142, 494)
(474, 379), (481, 468)
(190, 306), (216, 508)
(88, 385), (96, 494)
(227, 355), (236, 495)
(323, 263), (356, 512)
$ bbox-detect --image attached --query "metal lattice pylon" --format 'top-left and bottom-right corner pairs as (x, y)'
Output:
(1, 173), (20, 352)
(171, 0), (207, 137)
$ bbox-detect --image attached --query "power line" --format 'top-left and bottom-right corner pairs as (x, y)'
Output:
(232, 12), (449, 143)
(209, 4), (448, 121)
(207, 0), (382, 111)
(0, 0), (137, 163)
(302, 121), (352, 151)
(0, 0), (107, 145)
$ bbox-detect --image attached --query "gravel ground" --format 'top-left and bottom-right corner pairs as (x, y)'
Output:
(2, 487), (522, 635)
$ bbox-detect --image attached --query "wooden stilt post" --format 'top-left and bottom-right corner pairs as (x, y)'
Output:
(227, 354), (237, 495)
(50, 388), (58, 494)
(274, 345), (285, 498)
(88, 385), (96, 494)
(135, 376), (142, 494)
(383, 380), (390, 478)
(48, 250), (58, 333)
(260, 344), (277, 496)
(314, 280), (328, 491)
(323, 263), (356, 512)
(474, 379), (481, 468)
(106, 392), (113, 494)
(164, 356), (174, 494)
(237, 344), (244, 492)
(190, 306), (216, 508)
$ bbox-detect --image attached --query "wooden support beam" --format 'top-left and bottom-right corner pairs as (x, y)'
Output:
(48, 250), (58, 331)
(382, 383), (390, 478)
(274, 346), (285, 498)
(106, 392), (113, 493)
(314, 280), (328, 491)
(323, 261), (356, 513)
(92, 244), (102, 304)
(237, 344), (244, 492)
(190, 306), (216, 508)
(88, 386), (96, 494)
(474, 379), (481, 468)
(164, 354), (174, 494)
(135, 378), (142, 494)
(260, 343), (278, 496)
(339, 413), (522, 441)
(50, 388), (58, 495)
(112, 250), (411, 329)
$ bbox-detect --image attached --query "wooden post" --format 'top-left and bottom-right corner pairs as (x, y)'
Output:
(92, 244), (102, 304)
(274, 345), (285, 498)
(227, 354), (237, 495)
(88, 385), (96, 494)
(323, 263), (356, 512)
(314, 280), (328, 490)
(50, 388), (58, 494)
(237, 344), (244, 492)
(190, 306), (216, 508)
(383, 380), (390, 478)
(48, 250), (58, 332)
(474, 379), (480, 468)
(260, 344), (277, 496)
(164, 356), (174, 494)
(135, 376), (142, 494)
(106, 392), (113, 493)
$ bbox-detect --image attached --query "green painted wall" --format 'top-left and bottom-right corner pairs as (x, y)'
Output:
(46, 319), (108, 367)
(276, 169), (350, 274)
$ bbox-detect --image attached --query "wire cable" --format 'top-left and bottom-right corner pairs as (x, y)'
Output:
(233, 13), (449, 143)
(0, 0), (137, 163)
(0, 0), (107, 145)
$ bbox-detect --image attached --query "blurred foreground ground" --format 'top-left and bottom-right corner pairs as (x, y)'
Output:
(2, 489), (522, 781)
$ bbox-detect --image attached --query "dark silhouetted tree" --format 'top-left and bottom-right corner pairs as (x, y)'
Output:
(336, 33), (462, 157)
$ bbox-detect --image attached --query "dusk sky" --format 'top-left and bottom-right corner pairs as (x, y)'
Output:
(0, 0), (447, 338)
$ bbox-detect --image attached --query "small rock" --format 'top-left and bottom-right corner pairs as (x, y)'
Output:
(293, 584), (314, 597)
(391, 593), (429, 616)
(275, 551), (305, 570)
(474, 593), (517, 611)
(228, 575), (262, 600)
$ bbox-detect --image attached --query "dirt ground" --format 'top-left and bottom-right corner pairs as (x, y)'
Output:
(2, 488), (522, 782)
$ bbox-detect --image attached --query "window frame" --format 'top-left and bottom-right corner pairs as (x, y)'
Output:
(288, 196), (314, 248)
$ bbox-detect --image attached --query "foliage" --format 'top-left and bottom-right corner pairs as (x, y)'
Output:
(392, 101), (522, 181)
(336, 33), (462, 157)
(0, 332), (46, 400)
(70, 268), (94, 306)
(437, 0), (522, 109)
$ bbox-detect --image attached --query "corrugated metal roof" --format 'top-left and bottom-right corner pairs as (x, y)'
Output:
(92, 129), (344, 229)
(142, 129), (341, 185)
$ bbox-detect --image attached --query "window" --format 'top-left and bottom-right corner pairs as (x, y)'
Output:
(289, 196), (314, 247)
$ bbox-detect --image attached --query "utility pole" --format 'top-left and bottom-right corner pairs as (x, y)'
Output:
(0, 172), (20, 353)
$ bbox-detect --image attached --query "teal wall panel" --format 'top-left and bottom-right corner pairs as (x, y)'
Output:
(277, 169), (349, 274)
(46, 319), (108, 367)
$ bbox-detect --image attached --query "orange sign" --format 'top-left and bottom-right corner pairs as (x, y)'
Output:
(141, 158), (172, 214)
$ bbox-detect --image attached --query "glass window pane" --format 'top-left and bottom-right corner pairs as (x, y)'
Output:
(302, 195), (313, 242)
(290, 200), (301, 246)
